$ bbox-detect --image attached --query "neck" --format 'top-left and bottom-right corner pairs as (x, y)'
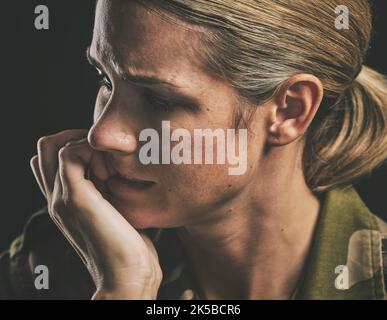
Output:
(176, 147), (321, 300)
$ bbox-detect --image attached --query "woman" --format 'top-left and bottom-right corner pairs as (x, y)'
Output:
(1, 0), (387, 300)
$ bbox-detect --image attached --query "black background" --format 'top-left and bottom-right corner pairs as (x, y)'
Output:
(0, 1), (386, 251)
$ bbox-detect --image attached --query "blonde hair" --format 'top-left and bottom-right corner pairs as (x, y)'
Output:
(133, 0), (387, 192)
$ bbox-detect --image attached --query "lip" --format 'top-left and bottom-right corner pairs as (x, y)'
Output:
(103, 157), (156, 196)
(106, 174), (155, 197)
(104, 155), (155, 182)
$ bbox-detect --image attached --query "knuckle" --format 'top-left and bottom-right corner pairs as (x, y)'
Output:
(65, 139), (87, 151)
(30, 155), (38, 166)
(58, 140), (82, 159)
(58, 145), (71, 160)
(37, 136), (51, 150)
(64, 140), (76, 148)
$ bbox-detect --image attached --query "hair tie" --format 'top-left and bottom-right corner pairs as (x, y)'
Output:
(353, 65), (363, 81)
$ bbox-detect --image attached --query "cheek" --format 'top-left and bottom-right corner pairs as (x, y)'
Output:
(162, 163), (251, 211)
(155, 127), (259, 196)
(161, 132), (263, 212)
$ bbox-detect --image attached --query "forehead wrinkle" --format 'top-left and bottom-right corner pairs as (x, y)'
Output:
(93, 28), (181, 84)
(92, 1), (218, 89)
(100, 1), (206, 64)
(131, 0), (209, 34)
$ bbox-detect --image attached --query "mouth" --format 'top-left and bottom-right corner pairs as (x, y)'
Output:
(104, 159), (156, 195)
(115, 173), (155, 187)
(107, 173), (156, 196)
(106, 174), (155, 197)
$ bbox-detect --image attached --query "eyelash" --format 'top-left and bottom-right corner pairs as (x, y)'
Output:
(94, 69), (179, 111)
(96, 71), (112, 92)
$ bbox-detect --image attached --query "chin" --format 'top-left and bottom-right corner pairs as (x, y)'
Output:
(108, 199), (170, 229)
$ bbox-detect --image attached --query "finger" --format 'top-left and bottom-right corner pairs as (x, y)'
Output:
(57, 140), (141, 238)
(58, 139), (95, 196)
(90, 151), (111, 182)
(49, 171), (90, 267)
(30, 155), (47, 197)
(88, 151), (111, 199)
(57, 140), (150, 256)
(37, 129), (88, 197)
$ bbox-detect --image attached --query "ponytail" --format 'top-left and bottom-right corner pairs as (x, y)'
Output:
(305, 66), (387, 192)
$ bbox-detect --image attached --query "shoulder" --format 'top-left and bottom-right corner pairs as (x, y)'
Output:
(0, 207), (94, 300)
(296, 186), (387, 300)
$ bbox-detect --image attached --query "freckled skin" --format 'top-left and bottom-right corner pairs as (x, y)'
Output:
(88, 1), (266, 229)
(30, 0), (325, 299)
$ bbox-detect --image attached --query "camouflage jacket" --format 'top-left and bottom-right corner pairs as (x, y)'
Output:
(0, 186), (386, 300)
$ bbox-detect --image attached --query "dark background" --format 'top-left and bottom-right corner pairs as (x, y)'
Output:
(0, 1), (386, 251)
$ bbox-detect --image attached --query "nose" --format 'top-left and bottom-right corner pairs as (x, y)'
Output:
(87, 111), (138, 155)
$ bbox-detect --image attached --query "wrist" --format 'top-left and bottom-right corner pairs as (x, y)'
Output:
(92, 275), (162, 300)
(92, 284), (159, 300)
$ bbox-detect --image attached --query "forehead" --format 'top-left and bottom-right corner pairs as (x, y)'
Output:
(91, 0), (205, 80)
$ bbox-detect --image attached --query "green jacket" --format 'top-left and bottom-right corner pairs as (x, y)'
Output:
(0, 186), (386, 300)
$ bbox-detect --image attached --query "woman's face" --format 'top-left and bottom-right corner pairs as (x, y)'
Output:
(88, 0), (266, 229)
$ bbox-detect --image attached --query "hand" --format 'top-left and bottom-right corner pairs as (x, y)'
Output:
(30, 129), (163, 299)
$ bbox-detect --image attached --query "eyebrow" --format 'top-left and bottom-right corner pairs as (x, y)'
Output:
(86, 46), (201, 111)
(86, 46), (179, 88)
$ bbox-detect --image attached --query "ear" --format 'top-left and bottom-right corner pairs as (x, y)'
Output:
(266, 74), (324, 146)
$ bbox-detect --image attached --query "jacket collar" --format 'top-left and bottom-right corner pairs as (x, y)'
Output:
(294, 186), (386, 300)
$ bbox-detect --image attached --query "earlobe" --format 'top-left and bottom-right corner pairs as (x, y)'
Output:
(266, 75), (324, 146)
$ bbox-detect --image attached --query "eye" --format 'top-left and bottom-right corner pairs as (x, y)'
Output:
(96, 69), (112, 92)
(143, 90), (179, 112)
